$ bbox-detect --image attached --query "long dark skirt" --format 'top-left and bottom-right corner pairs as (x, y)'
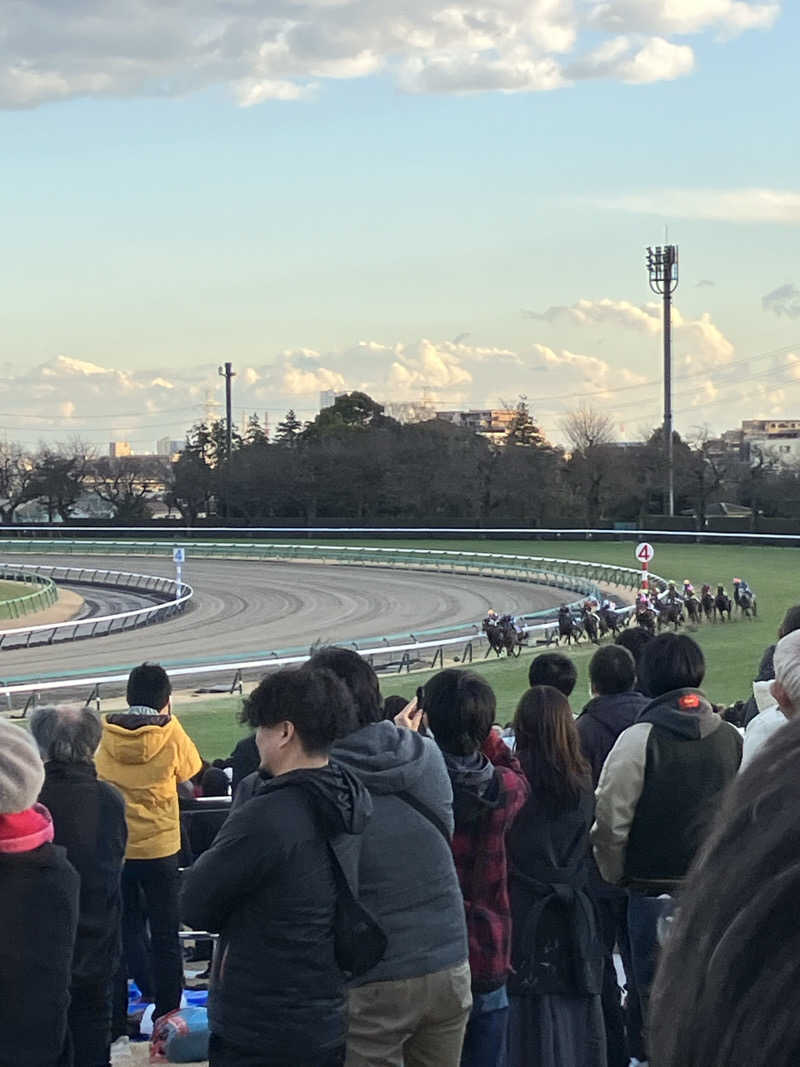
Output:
(508, 993), (607, 1067)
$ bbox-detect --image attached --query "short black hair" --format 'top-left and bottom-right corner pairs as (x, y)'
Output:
(423, 669), (496, 757)
(638, 633), (705, 697)
(590, 645), (636, 696)
(382, 694), (410, 721)
(614, 626), (654, 666)
(308, 647), (382, 729)
(779, 604), (800, 638)
(240, 665), (357, 756)
(528, 652), (577, 696)
(127, 662), (172, 711)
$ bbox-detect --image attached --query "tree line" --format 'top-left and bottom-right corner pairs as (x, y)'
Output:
(2, 392), (799, 526)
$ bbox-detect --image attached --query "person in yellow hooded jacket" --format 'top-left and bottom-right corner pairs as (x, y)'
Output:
(96, 662), (202, 1038)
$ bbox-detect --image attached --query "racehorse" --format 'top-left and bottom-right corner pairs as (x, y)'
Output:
(715, 586), (733, 622)
(483, 615), (525, 657)
(634, 602), (657, 636)
(701, 584), (715, 622)
(558, 605), (583, 646)
(658, 599), (685, 632)
(733, 581), (758, 619)
(581, 603), (600, 644)
(598, 603), (620, 637)
(685, 593), (702, 626)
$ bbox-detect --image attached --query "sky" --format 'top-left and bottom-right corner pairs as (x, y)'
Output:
(1, 0), (799, 451)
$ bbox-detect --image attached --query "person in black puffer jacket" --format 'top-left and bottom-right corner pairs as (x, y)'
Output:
(0, 718), (79, 1067)
(181, 666), (372, 1067)
(32, 704), (127, 1067)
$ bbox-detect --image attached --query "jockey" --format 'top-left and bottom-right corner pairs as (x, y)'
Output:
(734, 577), (753, 596)
(683, 580), (695, 598)
(660, 580), (683, 604)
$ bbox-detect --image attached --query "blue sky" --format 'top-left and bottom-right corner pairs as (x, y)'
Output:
(1, 0), (798, 448)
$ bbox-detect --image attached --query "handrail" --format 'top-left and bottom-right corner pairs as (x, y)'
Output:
(0, 569), (58, 620)
(0, 565), (193, 648)
(2, 524), (800, 543)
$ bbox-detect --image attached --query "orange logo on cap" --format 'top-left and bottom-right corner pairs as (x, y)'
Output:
(679, 693), (701, 709)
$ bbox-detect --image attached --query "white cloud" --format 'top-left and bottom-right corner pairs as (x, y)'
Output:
(596, 187), (800, 222)
(530, 343), (648, 391)
(763, 283), (800, 319)
(0, 0), (780, 107)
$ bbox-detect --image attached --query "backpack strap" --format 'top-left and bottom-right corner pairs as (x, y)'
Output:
(395, 790), (452, 845)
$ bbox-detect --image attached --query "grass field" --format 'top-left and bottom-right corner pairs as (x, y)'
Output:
(0, 579), (31, 601)
(166, 537), (796, 760)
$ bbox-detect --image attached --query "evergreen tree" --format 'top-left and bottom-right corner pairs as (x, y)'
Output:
(276, 409), (303, 447)
(505, 398), (545, 448)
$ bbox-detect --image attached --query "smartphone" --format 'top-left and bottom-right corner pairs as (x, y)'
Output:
(416, 686), (425, 711)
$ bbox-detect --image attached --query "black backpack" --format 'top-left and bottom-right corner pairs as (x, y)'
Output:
(328, 835), (387, 979)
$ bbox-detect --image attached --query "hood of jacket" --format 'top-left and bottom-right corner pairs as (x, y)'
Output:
(257, 760), (372, 837)
(637, 688), (720, 739)
(100, 714), (176, 765)
(443, 751), (499, 824)
(331, 720), (435, 797)
(580, 691), (649, 737)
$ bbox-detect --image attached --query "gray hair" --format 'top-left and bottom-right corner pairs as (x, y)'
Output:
(774, 629), (800, 714)
(29, 704), (102, 764)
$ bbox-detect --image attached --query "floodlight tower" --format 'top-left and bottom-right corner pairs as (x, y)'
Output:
(646, 244), (679, 517)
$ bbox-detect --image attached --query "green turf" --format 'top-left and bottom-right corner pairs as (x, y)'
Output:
(0, 579), (32, 601)
(167, 536), (792, 759)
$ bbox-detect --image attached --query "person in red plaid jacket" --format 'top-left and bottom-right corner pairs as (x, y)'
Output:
(424, 669), (530, 1067)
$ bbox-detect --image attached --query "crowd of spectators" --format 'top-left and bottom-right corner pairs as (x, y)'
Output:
(5, 610), (800, 1067)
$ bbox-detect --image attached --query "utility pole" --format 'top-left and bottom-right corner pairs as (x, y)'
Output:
(646, 245), (679, 516)
(218, 362), (236, 518)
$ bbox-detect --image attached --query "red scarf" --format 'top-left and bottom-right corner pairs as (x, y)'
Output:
(0, 803), (54, 854)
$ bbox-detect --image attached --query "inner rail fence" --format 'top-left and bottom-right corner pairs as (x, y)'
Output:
(0, 564), (193, 650)
(0, 542), (664, 713)
(0, 568), (58, 621)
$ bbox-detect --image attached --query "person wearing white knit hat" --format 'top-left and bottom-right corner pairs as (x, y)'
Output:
(0, 717), (80, 1065)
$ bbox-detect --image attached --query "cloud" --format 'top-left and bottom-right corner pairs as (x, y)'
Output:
(530, 343), (648, 391)
(566, 35), (694, 84)
(696, 279), (715, 288)
(763, 283), (800, 319)
(527, 296), (735, 373)
(0, 0), (781, 108)
(595, 187), (800, 222)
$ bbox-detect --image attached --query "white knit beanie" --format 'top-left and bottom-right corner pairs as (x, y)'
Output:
(0, 719), (45, 814)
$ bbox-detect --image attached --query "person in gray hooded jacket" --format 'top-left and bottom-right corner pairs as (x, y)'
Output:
(311, 647), (471, 1067)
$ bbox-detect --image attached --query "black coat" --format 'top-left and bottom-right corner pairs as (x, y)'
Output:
(181, 763), (372, 1063)
(0, 843), (79, 1067)
(577, 691), (649, 787)
(39, 761), (127, 982)
(227, 735), (260, 791)
(508, 784), (603, 998)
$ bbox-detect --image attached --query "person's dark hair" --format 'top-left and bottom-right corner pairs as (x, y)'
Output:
(240, 665), (357, 756)
(127, 662), (172, 711)
(30, 704), (101, 764)
(200, 767), (230, 797)
(589, 644), (636, 696)
(638, 633), (705, 696)
(650, 715), (800, 1067)
(528, 652), (577, 696)
(614, 626), (654, 668)
(423, 669), (496, 756)
(513, 686), (590, 806)
(308, 647), (382, 729)
(382, 695), (410, 721)
(778, 604), (800, 639)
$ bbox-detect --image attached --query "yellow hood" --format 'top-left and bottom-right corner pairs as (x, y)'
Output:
(100, 716), (175, 765)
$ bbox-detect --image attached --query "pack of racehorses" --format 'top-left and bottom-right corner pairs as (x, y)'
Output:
(557, 579), (757, 646)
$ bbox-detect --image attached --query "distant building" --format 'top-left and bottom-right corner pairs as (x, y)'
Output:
(156, 436), (185, 458)
(382, 400), (436, 424)
(725, 419), (800, 469)
(109, 441), (132, 458)
(435, 408), (516, 442)
(320, 389), (347, 411)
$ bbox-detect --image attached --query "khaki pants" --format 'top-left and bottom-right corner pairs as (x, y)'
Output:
(345, 961), (472, 1067)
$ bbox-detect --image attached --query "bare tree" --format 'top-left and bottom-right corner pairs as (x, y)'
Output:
(0, 441), (37, 523)
(561, 406), (615, 452)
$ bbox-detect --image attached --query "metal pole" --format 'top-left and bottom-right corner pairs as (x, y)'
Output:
(224, 362), (233, 463)
(663, 267), (674, 517)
